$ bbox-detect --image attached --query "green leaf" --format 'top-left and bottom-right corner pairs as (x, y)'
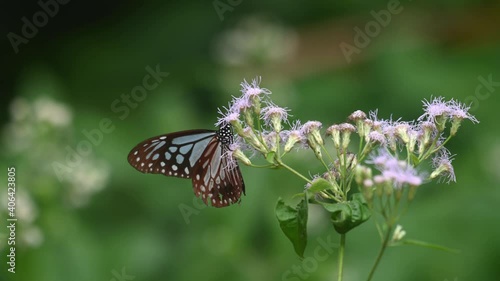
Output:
(318, 193), (371, 234)
(410, 154), (420, 165)
(291, 192), (305, 199)
(275, 197), (308, 258)
(307, 178), (334, 193)
(266, 151), (276, 164)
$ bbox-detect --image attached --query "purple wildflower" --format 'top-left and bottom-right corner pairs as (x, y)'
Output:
(261, 103), (289, 132)
(282, 121), (307, 152)
(230, 96), (253, 113)
(301, 121), (324, 148)
(240, 77), (271, 99)
(215, 109), (240, 127)
(368, 131), (386, 145)
(301, 121), (322, 135)
(448, 99), (479, 123)
(348, 110), (367, 122)
(368, 150), (423, 188)
(431, 149), (456, 183)
(418, 97), (451, 122)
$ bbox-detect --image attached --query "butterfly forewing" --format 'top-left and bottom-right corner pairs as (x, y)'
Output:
(127, 129), (216, 179)
(191, 137), (245, 207)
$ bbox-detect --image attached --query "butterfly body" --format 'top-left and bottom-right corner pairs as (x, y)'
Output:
(127, 124), (245, 208)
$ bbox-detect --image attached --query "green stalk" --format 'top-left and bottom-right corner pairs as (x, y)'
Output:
(338, 234), (346, 281)
(366, 226), (392, 281)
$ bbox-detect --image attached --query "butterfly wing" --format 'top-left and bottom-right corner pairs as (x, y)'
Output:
(127, 129), (216, 179)
(191, 137), (245, 208)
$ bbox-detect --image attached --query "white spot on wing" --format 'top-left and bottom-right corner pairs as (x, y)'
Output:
(176, 154), (184, 164)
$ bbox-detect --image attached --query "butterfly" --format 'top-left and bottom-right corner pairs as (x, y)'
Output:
(127, 124), (245, 208)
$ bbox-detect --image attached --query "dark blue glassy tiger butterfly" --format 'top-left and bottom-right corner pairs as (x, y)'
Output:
(127, 124), (245, 208)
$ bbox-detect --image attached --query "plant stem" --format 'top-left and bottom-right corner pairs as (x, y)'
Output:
(366, 226), (392, 281)
(277, 160), (312, 184)
(338, 234), (346, 281)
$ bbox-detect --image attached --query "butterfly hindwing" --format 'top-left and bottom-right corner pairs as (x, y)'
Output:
(191, 137), (245, 207)
(127, 129), (216, 179)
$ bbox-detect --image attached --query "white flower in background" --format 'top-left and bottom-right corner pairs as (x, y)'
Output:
(21, 226), (44, 248)
(3, 96), (73, 152)
(16, 190), (44, 247)
(9, 97), (32, 121)
(67, 160), (111, 208)
(0, 188), (43, 248)
(214, 17), (298, 66)
(33, 97), (73, 127)
(3, 97), (35, 152)
(1, 96), (111, 249)
(15, 189), (38, 223)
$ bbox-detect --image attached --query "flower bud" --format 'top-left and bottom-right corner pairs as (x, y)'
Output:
(339, 123), (356, 151)
(261, 105), (289, 133)
(232, 148), (251, 166)
(418, 121), (436, 155)
(450, 117), (462, 136)
(395, 123), (410, 144)
(435, 115), (447, 132)
(264, 131), (278, 153)
(283, 130), (303, 153)
(392, 225), (406, 242)
(241, 127), (267, 153)
(302, 121), (323, 159)
(362, 119), (374, 142)
(243, 108), (255, 128)
(348, 110), (367, 137)
(326, 125), (341, 149)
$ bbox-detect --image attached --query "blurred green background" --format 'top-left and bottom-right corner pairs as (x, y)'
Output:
(1, 1), (499, 280)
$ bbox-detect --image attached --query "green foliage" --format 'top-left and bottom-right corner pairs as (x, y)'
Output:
(318, 193), (371, 234)
(275, 197), (308, 258)
(307, 178), (334, 193)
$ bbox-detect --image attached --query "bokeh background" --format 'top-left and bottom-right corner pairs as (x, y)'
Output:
(1, 1), (499, 281)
